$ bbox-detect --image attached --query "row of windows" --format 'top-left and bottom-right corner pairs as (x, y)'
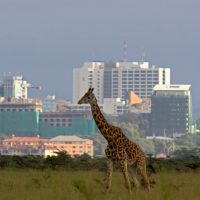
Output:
(49, 123), (72, 127)
(53, 145), (86, 148)
(40, 118), (72, 122)
(122, 77), (158, 80)
(0, 108), (36, 112)
(122, 73), (158, 76)
(122, 77), (158, 81)
(68, 150), (92, 154)
(122, 84), (153, 88)
(121, 70), (159, 74)
(52, 141), (85, 144)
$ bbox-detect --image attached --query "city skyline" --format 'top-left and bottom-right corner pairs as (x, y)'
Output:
(0, 1), (200, 117)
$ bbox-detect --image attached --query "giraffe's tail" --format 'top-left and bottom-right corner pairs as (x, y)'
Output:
(148, 163), (156, 175)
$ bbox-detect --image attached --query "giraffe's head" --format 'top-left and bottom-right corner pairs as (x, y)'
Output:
(78, 88), (96, 105)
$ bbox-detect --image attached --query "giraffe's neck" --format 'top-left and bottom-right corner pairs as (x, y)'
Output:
(90, 101), (112, 141)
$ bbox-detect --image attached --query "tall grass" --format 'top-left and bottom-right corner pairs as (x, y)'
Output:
(0, 169), (200, 200)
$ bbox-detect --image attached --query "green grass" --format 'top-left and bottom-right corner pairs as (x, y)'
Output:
(0, 169), (200, 200)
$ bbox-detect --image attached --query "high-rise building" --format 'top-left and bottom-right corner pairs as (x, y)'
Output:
(73, 62), (104, 104)
(73, 61), (170, 104)
(1, 74), (41, 100)
(2, 74), (30, 99)
(150, 84), (193, 137)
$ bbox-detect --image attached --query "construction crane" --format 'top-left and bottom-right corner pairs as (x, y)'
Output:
(21, 83), (42, 99)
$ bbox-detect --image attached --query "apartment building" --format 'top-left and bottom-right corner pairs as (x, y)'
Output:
(0, 135), (94, 157)
(0, 136), (48, 156)
(45, 135), (94, 158)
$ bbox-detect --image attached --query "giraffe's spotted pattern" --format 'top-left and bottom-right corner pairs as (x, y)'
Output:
(78, 88), (150, 193)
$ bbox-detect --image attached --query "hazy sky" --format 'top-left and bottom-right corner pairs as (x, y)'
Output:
(0, 0), (200, 117)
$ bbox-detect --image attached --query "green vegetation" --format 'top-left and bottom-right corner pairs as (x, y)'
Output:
(104, 113), (200, 155)
(0, 154), (200, 199)
(1, 153), (200, 172)
(0, 169), (200, 200)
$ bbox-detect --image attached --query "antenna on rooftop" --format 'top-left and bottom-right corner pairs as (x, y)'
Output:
(141, 50), (146, 62)
(123, 40), (127, 62)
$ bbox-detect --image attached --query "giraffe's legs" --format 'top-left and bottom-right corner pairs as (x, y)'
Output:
(105, 159), (113, 193)
(120, 160), (132, 194)
(129, 165), (140, 189)
(137, 162), (150, 192)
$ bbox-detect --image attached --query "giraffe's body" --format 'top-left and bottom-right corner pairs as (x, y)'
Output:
(78, 88), (150, 193)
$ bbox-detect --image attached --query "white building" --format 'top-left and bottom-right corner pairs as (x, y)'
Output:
(73, 61), (170, 104)
(73, 62), (104, 104)
(1, 74), (40, 99)
(2, 74), (30, 99)
(102, 98), (128, 115)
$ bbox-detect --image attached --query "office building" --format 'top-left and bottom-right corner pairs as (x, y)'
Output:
(150, 84), (192, 137)
(73, 62), (104, 103)
(73, 61), (170, 104)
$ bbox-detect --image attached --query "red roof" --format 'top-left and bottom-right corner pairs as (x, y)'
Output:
(3, 137), (49, 143)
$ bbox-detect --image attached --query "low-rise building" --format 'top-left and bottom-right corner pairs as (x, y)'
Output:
(0, 136), (48, 156)
(45, 135), (94, 158)
(0, 135), (94, 158)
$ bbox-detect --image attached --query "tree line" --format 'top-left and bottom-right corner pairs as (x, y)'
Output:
(1, 151), (200, 173)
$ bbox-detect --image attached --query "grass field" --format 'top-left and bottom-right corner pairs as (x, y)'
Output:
(0, 169), (200, 200)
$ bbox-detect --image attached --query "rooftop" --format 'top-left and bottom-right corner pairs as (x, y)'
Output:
(153, 84), (191, 91)
(50, 135), (89, 142)
(3, 136), (49, 143)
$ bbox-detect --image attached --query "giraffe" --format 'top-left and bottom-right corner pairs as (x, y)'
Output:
(78, 88), (150, 193)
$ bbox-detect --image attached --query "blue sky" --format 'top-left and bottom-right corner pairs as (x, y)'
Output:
(0, 0), (200, 117)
